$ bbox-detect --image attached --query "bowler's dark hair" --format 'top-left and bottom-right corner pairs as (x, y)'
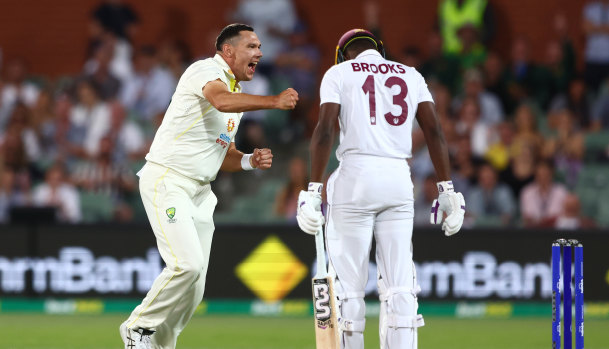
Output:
(215, 23), (254, 51)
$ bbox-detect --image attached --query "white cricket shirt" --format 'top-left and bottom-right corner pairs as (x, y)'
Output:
(145, 54), (242, 182)
(319, 49), (433, 161)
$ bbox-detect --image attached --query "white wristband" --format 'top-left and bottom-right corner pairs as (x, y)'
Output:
(308, 182), (323, 194)
(436, 180), (454, 193)
(241, 154), (255, 171)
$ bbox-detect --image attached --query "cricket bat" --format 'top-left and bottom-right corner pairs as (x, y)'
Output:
(312, 227), (340, 348)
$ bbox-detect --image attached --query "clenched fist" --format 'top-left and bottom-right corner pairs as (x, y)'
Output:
(275, 88), (299, 110)
(251, 148), (273, 170)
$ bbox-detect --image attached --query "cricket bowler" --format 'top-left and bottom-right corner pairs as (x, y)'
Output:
(120, 23), (299, 349)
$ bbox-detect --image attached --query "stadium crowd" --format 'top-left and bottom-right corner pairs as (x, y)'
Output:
(0, 0), (608, 229)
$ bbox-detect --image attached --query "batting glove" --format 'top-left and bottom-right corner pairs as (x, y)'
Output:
(430, 181), (465, 236)
(296, 182), (324, 235)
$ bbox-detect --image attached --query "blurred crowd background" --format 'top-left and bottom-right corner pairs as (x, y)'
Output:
(0, 0), (608, 230)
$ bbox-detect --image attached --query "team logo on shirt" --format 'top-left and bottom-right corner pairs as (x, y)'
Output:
(227, 118), (235, 132)
(216, 133), (231, 149)
(166, 207), (177, 223)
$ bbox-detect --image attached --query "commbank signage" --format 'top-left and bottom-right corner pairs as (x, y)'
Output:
(0, 225), (607, 301)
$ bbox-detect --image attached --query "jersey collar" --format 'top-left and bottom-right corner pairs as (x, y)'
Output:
(355, 49), (382, 59)
(213, 54), (241, 92)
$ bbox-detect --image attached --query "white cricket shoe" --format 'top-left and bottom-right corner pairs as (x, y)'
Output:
(120, 322), (153, 349)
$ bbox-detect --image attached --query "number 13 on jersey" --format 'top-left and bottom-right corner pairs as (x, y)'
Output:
(361, 75), (409, 126)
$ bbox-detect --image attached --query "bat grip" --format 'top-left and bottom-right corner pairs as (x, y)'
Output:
(315, 227), (327, 278)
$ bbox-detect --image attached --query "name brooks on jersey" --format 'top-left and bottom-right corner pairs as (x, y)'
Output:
(350, 62), (406, 75)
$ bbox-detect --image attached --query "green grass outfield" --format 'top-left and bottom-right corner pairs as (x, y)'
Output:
(0, 314), (608, 349)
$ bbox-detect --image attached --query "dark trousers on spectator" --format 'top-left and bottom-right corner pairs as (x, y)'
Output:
(585, 62), (609, 92)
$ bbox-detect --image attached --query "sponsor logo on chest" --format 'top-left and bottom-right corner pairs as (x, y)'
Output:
(215, 117), (237, 149)
(216, 133), (231, 149)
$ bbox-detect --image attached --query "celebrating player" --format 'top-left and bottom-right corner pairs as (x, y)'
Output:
(297, 29), (465, 349)
(120, 23), (298, 349)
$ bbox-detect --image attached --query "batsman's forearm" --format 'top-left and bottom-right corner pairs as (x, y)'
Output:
(423, 124), (451, 181)
(309, 127), (334, 183)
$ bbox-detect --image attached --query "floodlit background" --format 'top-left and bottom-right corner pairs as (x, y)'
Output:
(0, 0), (608, 348)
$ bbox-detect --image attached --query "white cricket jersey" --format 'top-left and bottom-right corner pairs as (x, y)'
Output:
(319, 49), (433, 161)
(145, 54), (242, 182)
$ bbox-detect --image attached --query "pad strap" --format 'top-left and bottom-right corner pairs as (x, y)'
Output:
(387, 314), (425, 328)
(339, 318), (366, 332)
(379, 286), (421, 301)
(336, 291), (365, 300)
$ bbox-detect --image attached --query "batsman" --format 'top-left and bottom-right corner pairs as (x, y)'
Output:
(297, 29), (466, 348)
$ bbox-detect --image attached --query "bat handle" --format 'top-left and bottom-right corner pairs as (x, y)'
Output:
(315, 226), (327, 278)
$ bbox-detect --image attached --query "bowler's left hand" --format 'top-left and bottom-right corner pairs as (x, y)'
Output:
(251, 148), (273, 170)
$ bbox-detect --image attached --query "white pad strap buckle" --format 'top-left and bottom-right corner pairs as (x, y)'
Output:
(387, 314), (425, 328)
(336, 291), (365, 300)
(379, 286), (421, 302)
(339, 318), (366, 332)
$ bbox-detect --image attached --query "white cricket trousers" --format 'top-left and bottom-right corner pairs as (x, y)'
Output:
(326, 154), (422, 349)
(124, 162), (217, 349)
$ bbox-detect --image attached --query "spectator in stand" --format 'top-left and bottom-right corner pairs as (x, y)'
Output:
(0, 79), (12, 133)
(592, 78), (609, 129)
(1, 58), (40, 109)
(555, 192), (596, 229)
(82, 40), (122, 100)
(467, 162), (516, 226)
(507, 37), (551, 109)
(542, 39), (575, 102)
(500, 143), (536, 198)
(158, 39), (192, 81)
(31, 90), (61, 166)
(85, 32), (134, 87)
(0, 165), (33, 221)
(236, 119), (267, 155)
(437, 0), (495, 55)
(543, 109), (585, 188)
(455, 96), (496, 158)
(32, 164), (81, 223)
(90, 0), (138, 42)
(398, 46), (422, 70)
(66, 79), (111, 160)
(71, 136), (137, 221)
(431, 83), (455, 120)
(413, 175), (439, 226)
(452, 68), (504, 125)
(451, 136), (479, 198)
(484, 121), (514, 172)
(231, 0), (297, 75)
(512, 104), (544, 158)
(456, 23), (486, 71)
(582, 0), (609, 92)
(535, 13), (576, 103)
(274, 21), (320, 140)
(549, 76), (594, 129)
(1, 103), (41, 170)
(483, 51), (511, 114)
(419, 31), (461, 93)
(119, 45), (176, 123)
(520, 161), (568, 227)
(0, 165), (10, 223)
(411, 85), (457, 183)
(107, 102), (146, 163)
(274, 156), (307, 221)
